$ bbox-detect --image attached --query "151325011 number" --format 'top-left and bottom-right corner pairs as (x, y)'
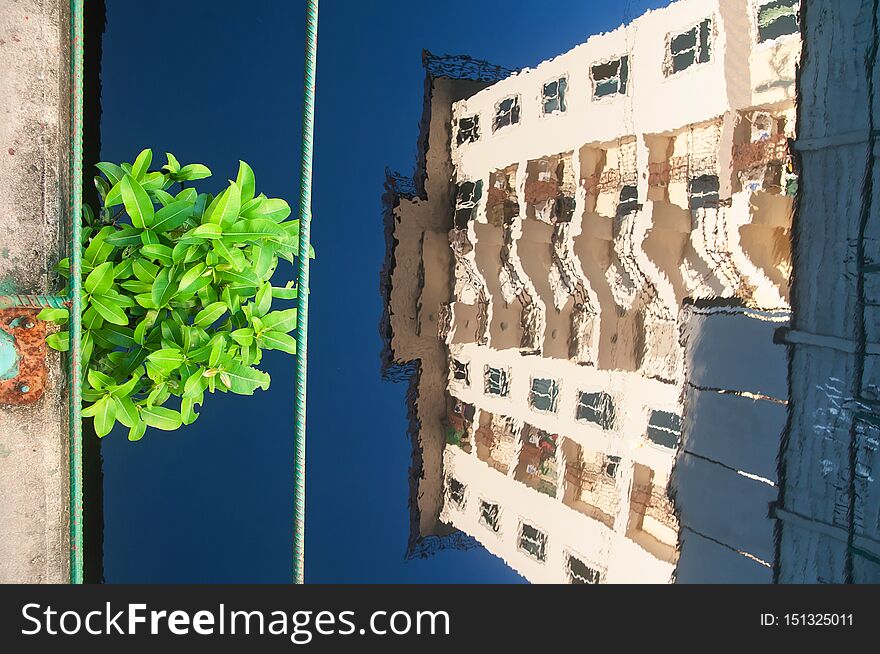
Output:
(784, 613), (853, 627)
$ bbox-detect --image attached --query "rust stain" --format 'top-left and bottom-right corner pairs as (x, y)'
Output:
(0, 308), (47, 404)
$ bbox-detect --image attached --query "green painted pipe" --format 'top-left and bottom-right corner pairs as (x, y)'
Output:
(69, 0), (85, 585)
(293, 0), (318, 585)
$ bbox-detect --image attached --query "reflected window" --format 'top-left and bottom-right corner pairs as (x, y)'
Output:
(518, 522), (548, 562)
(604, 455), (621, 479)
(479, 500), (500, 533)
(493, 95), (521, 132)
(616, 184), (639, 217)
(667, 18), (713, 75)
(646, 410), (682, 449)
(446, 476), (466, 509)
(529, 377), (560, 413)
(542, 77), (567, 114)
(567, 555), (602, 584)
(457, 115), (480, 145)
(592, 56), (629, 99)
(485, 366), (511, 397)
(756, 0), (799, 43)
(688, 174), (720, 209)
(454, 180), (483, 228)
(576, 391), (616, 430)
(452, 359), (470, 386)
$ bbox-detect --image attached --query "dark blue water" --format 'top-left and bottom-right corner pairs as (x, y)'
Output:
(98, 0), (670, 583)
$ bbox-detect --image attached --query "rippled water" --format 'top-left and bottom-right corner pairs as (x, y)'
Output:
(88, 0), (835, 584)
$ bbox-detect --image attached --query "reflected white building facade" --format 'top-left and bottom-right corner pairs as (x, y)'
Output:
(383, 0), (800, 583)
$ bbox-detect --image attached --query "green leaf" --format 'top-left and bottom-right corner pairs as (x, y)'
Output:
(222, 362), (271, 395)
(208, 337), (225, 367)
(94, 176), (110, 201)
(104, 180), (123, 207)
(101, 288), (136, 309)
(133, 258), (160, 283)
(128, 420), (147, 442)
(114, 396), (139, 428)
(252, 244), (277, 278)
(120, 174), (155, 228)
(46, 331), (70, 351)
(272, 283), (298, 300)
(91, 293), (129, 326)
(119, 279), (153, 295)
(183, 371), (207, 399)
(37, 307), (69, 325)
(177, 262), (209, 294)
(192, 193), (211, 221)
(146, 348), (184, 373)
(194, 301), (227, 328)
(111, 373), (141, 398)
(84, 226), (116, 266)
(170, 241), (189, 265)
(231, 328), (254, 346)
(140, 228), (160, 246)
(219, 267), (262, 289)
(134, 293), (156, 310)
(83, 306), (105, 331)
(114, 257), (135, 280)
(100, 325), (136, 349)
(152, 200), (193, 233)
(131, 148), (153, 181)
(176, 187), (198, 204)
(176, 163), (212, 181)
(254, 282), (272, 317)
(241, 198), (291, 222)
(104, 226), (143, 247)
(236, 161), (256, 205)
(206, 181), (241, 228)
(141, 406), (183, 431)
(140, 243), (174, 266)
(87, 396), (118, 438)
(151, 268), (177, 308)
(225, 219), (286, 244)
(140, 171), (166, 191)
(261, 308), (298, 333)
(85, 261), (115, 295)
(183, 223), (223, 241)
(87, 369), (114, 390)
(134, 311), (158, 345)
(180, 398), (200, 425)
(96, 162), (126, 185)
(152, 189), (176, 207)
(260, 330), (297, 355)
(213, 238), (246, 271)
(163, 152), (181, 174)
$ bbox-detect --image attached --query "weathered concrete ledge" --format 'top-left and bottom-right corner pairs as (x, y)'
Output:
(0, 0), (71, 584)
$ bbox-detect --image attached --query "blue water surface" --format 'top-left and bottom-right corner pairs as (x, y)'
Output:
(98, 0), (670, 583)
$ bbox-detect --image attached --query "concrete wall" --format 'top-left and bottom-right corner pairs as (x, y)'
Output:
(0, 0), (71, 583)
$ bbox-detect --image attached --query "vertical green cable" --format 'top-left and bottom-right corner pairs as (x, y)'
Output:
(293, 0), (318, 585)
(69, 0), (85, 584)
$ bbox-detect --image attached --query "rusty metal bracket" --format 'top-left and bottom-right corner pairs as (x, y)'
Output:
(0, 308), (47, 405)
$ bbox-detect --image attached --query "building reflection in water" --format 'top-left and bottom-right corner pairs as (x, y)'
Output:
(381, 0), (804, 582)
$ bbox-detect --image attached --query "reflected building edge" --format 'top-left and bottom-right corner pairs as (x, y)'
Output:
(382, 0), (805, 582)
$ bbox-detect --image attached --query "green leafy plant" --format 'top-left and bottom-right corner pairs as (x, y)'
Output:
(39, 149), (309, 440)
